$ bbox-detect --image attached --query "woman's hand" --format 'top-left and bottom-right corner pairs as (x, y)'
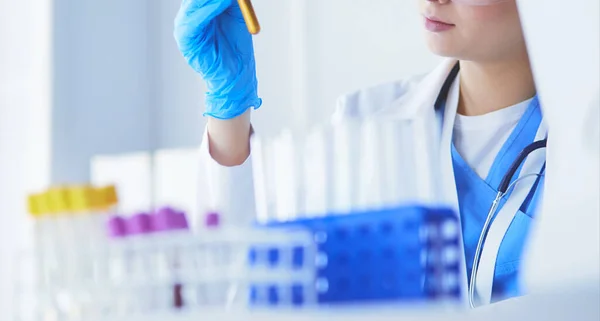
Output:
(175, 0), (260, 165)
(174, 0), (262, 119)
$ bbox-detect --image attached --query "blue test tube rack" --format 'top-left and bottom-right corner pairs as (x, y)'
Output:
(248, 204), (462, 306)
(247, 241), (313, 307)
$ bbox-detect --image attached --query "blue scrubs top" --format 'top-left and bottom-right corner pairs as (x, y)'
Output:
(450, 96), (545, 302)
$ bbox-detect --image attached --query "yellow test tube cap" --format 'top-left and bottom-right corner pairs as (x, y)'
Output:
(47, 187), (70, 214)
(27, 194), (43, 217)
(100, 185), (118, 207)
(37, 192), (52, 215)
(89, 187), (106, 210)
(68, 185), (94, 212)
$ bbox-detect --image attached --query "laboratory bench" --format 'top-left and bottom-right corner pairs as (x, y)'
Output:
(89, 285), (599, 321)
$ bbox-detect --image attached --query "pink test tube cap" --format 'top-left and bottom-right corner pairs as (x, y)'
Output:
(153, 207), (178, 232)
(205, 212), (220, 228)
(176, 211), (189, 230)
(107, 216), (127, 238)
(127, 212), (153, 235)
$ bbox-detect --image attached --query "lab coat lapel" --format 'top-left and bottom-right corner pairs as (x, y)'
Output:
(378, 59), (468, 303)
(437, 67), (469, 305)
(377, 58), (462, 211)
(375, 58), (461, 207)
(475, 119), (548, 305)
(378, 59), (459, 121)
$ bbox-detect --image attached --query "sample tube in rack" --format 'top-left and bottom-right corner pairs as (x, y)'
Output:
(332, 120), (362, 213)
(46, 187), (74, 285)
(79, 185), (118, 243)
(68, 186), (93, 242)
(27, 193), (51, 288)
(70, 185), (119, 286)
(357, 119), (385, 210)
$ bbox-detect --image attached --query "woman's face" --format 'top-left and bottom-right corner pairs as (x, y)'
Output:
(419, 0), (527, 62)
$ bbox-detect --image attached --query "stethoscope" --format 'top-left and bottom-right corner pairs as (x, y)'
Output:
(468, 139), (547, 308)
(436, 63), (548, 308)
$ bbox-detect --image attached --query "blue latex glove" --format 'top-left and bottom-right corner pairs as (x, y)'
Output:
(174, 0), (262, 119)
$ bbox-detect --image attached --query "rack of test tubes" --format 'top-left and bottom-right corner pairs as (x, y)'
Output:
(14, 118), (464, 320)
(248, 117), (464, 304)
(14, 187), (318, 321)
(260, 205), (462, 304)
(15, 185), (119, 320)
(250, 117), (443, 222)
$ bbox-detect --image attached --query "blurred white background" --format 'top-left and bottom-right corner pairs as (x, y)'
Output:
(0, 0), (439, 317)
(47, 0), (438, 184)
(1, 0), (599, 320)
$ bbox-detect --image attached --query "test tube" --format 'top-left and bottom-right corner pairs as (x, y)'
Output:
(106, 215), (130, 316)
(250, 135), (273, 223)
(31, 190), (75, 318)
(94, 186), (119, 239)
(90, 186), (119, 284)
(46, 187), (74, 286)
(49, 186), (97, 317)
(357, 119), (385, 210)
(303, 125), (332, 216)
(332, 120), (362, 214)
(27, 193), (49, 288)
(237, 0), (260, 35)
(272, 130), (302, 221)
(153, 208), (193, 312)
(411, 116), (441, 204)
(381, 119), (414, 206)
(126, 212), (156, 314)
(68, 186), (104, 285)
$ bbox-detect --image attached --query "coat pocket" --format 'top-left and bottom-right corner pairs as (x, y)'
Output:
(492, 211), (535, 301)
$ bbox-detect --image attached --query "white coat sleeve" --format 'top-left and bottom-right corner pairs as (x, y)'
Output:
(196, 78), (412, 227)
(197, 127), (257, 226)
(196, 104), (350, 227)
(196, 100), (353, 227)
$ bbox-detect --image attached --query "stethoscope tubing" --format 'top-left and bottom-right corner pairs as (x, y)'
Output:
(468, 139), (548, 308)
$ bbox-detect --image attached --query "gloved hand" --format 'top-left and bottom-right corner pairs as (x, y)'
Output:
(174, 0), (262, 119)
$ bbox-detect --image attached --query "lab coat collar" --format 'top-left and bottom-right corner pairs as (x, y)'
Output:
(378, 59), (458, 120)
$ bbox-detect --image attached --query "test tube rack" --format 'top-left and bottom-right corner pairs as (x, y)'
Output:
(254, 204), (462, 305)
(14, 205), (462, 320)
(13, 223), (317, 321)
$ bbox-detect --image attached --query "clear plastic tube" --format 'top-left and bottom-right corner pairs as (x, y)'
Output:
(68, 186), (100, 286)
(357, 119), (385, 210)
(381, 120), (411, 207)
(27, 194), (54, 294)
(411, 115), (442, 205)
(332, 120), (362, 214)
(47, 188), (74, 288)
(303, 125), (332, 216)
(272, 130), (301, 221)
(89, 186), (118, 283)
(250, 135), (273, 223)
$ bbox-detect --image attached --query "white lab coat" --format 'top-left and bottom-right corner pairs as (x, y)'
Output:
(516, 0), (600, 296)
(197, 58), (547, 306)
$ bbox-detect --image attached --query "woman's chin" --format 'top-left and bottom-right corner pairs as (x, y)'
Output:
(425, 37), (467, 60)
(427, 46), (459, 59)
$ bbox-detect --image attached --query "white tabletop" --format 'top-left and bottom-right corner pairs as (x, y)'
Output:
(94, 285), (599, 321)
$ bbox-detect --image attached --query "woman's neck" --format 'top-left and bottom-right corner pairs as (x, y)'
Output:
(458, 55), (536, 116)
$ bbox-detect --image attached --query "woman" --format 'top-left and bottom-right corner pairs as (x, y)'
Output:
(174, 0), (546, 305)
